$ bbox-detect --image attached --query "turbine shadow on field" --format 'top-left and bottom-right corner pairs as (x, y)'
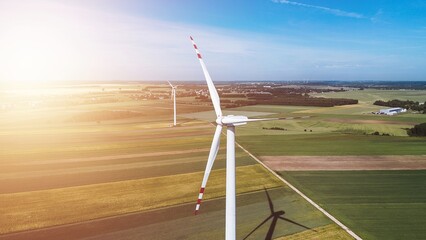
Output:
(243, 187), (315, 240)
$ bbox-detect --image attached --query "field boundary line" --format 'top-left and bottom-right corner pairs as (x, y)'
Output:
(235, 141), (363, 240)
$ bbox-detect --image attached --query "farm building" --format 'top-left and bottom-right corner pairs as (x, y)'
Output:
(377, 107), (407, 115)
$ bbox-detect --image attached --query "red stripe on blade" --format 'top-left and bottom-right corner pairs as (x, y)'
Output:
(197, 53), (202, 59)
(190, 36), (193, 40)
(193, 44), (198, 49)
(197, 199), (202, 204)
(200, 188), (205, 193)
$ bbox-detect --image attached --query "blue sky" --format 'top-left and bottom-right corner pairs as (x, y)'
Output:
(1, 0), (425, 82)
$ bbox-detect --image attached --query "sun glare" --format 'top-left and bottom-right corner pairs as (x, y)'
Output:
(3, 26), (59, 83)
(0, 1), (90, 86)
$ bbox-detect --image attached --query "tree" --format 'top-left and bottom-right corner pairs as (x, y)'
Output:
(408, 123), (426, 137)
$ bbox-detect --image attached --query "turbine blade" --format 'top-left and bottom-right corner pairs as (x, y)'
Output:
(225, 117), (278, 125)
(190, 36), (222, 118)
(194, 124), (222, 215)
(227, 116), (312, 125)
(242, 215), (274, 240)
(279, 217), (313, 231)
(264, 187), (274, 214)
(166, 80), (174, 87)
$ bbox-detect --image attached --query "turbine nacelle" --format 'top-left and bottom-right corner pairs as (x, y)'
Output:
(217, 115), (248, 126)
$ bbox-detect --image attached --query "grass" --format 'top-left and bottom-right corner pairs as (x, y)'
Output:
(279, 170), (426, 240)
(37, 187), (338, 240)
(0, 151), (254, 181)
(236, 187), (333, 240)
(0, 145), (259, 193)
(2, 84), (425, 239)
(0, 122), (216, 162)
(312, 89), (426, 104)
(238, 133), (426, 156)
(233, 103), (425, 138)
(233, 105), (321, 114)
(295, 103), (379, 115)
(276, 224), (353, 240)
(0, 164), (284, 234)
(237, 116), (417, 137)
(179, 109), (275, 121)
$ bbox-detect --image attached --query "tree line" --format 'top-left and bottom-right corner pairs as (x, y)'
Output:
(197, 94), (358, 108)
(374, 99), (426, 113)
(408, 123), (426, 137)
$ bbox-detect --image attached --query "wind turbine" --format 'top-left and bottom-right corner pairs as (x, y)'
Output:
(190, 36), (278, 240)
(167, 80), (177, 127)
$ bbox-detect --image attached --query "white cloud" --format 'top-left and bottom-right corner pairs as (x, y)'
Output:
(272, 0), (366, 19)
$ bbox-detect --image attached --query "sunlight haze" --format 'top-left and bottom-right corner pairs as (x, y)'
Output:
(1, 0), (425, 84)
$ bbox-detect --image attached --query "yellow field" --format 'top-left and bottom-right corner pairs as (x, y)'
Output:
(0, 164), (283, 234)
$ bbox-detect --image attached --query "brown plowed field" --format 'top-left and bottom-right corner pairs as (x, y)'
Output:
(261, 155), (426, 171)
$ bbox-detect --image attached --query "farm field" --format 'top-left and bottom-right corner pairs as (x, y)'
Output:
(232, 101), (426, 156)
(227, 89), (426, 240)
(238, 133), (426, 156)
(261, 155), (426, 171)
(311, 89), (426, 104)
(0, 84), (353, 240)
(279, 171), (426, 240)
(0, 164), (283, 233)
(277, 224), (352, 240)
(0, 187), (346, 240)
(1, 83), (425, 239)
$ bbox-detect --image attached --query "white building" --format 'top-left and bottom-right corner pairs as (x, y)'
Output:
(378, 107), (407, 115)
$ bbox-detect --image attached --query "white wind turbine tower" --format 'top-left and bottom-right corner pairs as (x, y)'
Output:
(190, 36), (278, 240)
(167, 81), (177, 127)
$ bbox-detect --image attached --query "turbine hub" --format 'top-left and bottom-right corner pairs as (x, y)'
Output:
(215, 117), (223, 125)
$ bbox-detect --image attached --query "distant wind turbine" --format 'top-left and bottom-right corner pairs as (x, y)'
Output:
(167, 80), (177, 127)
(190, 36), (280, 240)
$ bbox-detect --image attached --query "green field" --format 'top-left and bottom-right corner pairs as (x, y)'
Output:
(277, 224), (352, 240)
(231, 89), (426, 240)
(2, 84), (426, 239)
(238, 133), (426, 156)
(0, 84), (348, 239)
(312, 89), (426, 104)
(279, 171), (426, 240)
(232, 99), (426, 156)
